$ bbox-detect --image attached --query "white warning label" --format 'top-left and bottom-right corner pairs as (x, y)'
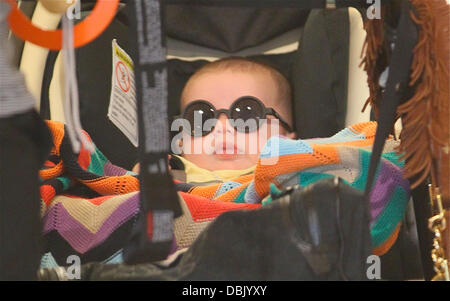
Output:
(108, 39), (138, 147)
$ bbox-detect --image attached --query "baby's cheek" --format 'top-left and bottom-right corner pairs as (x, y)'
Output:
(252, 123), (278, 149)
(240, 131), (269, 155)
(180, 133), (212, 155)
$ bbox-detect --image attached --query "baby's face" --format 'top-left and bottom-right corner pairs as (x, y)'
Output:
(179, 69), (293, 170)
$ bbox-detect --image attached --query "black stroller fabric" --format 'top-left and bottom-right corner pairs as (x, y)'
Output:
(0, 111), (52, 280)
(291, 8), (350, 138)
(73, 178), (372, 280)
(165, 6), (310, 52)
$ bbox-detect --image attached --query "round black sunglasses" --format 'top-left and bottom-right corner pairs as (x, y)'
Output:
(175, 96), (292, 137)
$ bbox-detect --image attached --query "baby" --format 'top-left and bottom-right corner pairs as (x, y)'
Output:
(135, 57), (296, 182)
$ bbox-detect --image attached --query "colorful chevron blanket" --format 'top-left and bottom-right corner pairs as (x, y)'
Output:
(39, 121), (410, 268)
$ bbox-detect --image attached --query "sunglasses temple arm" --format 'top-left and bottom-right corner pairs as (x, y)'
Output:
(266, 109), (293, 133)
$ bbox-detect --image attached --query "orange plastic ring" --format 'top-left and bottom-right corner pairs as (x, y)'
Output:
(6, 0), (119, 50)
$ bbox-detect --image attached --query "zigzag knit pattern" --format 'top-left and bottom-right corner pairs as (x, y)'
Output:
(40, 121), (409, 267)
(185, 121), (409, 256)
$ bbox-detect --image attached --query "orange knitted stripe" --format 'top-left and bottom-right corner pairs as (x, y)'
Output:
(373, 223), (401, 256)
(40, 121), (66, 180)
(80, 176), (140, 195)
(77, 130), (94, 170)
(56, 194), (117, 206)
(77, 145), (91, 170)
(39, 163), (64, 180)
(214, 184), (249, 202)
(40, 185), (56, 207)
(190, 185), (221, 199)
(321, 123), (376, 148)
(180, 192), (260, 222)
(349, 121), (377, 139)
(328, 139), (375, 148)
(45, 120), (65, 155)
(254, 146), (340, 198)
(43, 160), (56, 167)
(188, 174), (254, 199)
(231, 174), (254, 184)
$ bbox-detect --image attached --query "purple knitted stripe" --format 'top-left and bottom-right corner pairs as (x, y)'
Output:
(170, 234), (178, 254)
(42, 193), (140, 253)
(369, 161), (409, 222)
(103, 162), (128, 176)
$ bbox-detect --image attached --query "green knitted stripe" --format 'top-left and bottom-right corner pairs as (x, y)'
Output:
(299, 172), (333, 187)
(259, 148), (407, 252)
(355, 150), (407, 247)
(56, 176), (71, 191)
(262, 184), (282, 206)
(87, 147), (108, 175)
(352, 149), (373, 190)
(370, 186), (408, 247)
(234, 188), (247, 203)
(298, 151), (408, 248)
(262, 196), (273, 206)
(382, 152), (404, 168)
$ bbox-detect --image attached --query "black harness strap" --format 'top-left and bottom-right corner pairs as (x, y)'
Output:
(124, 0), (181, 264)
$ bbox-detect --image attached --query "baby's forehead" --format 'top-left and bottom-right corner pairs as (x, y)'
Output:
(180, 69), (279, 109)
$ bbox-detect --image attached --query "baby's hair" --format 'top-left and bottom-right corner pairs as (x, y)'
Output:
(180, 57), (293, 127)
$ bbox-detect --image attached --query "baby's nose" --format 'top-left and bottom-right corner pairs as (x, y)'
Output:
(213, 113), (235, 135)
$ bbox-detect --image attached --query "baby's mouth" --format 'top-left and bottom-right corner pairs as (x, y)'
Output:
(214, 142), (239, 158)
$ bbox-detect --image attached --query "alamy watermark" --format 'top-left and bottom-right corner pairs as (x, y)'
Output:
(366, 0), (381, 20)
(366, 255), (381, 280)
(66, 0), (81, 20)
(65, 255), (81, 280)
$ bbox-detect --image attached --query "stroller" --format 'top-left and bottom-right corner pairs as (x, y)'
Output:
(1, 0), (448, 281)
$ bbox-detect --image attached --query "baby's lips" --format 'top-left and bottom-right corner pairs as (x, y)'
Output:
(214, 142), (240, 155)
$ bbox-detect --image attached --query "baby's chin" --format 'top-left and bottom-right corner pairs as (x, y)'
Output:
(183, 153), (258, 171)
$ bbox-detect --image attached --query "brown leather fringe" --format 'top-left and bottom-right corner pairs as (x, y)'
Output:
(360, 7), (387, 119)
(361, 0), (450, 206)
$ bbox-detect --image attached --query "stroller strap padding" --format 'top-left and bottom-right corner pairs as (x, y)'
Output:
(123, 0), (182, 264)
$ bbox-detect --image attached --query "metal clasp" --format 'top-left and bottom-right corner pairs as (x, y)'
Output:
(428, 184), (449, 281)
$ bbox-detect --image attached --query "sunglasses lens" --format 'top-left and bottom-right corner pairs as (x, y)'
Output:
(183, 102), (215, 136)
(231, 97), (264, 132)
